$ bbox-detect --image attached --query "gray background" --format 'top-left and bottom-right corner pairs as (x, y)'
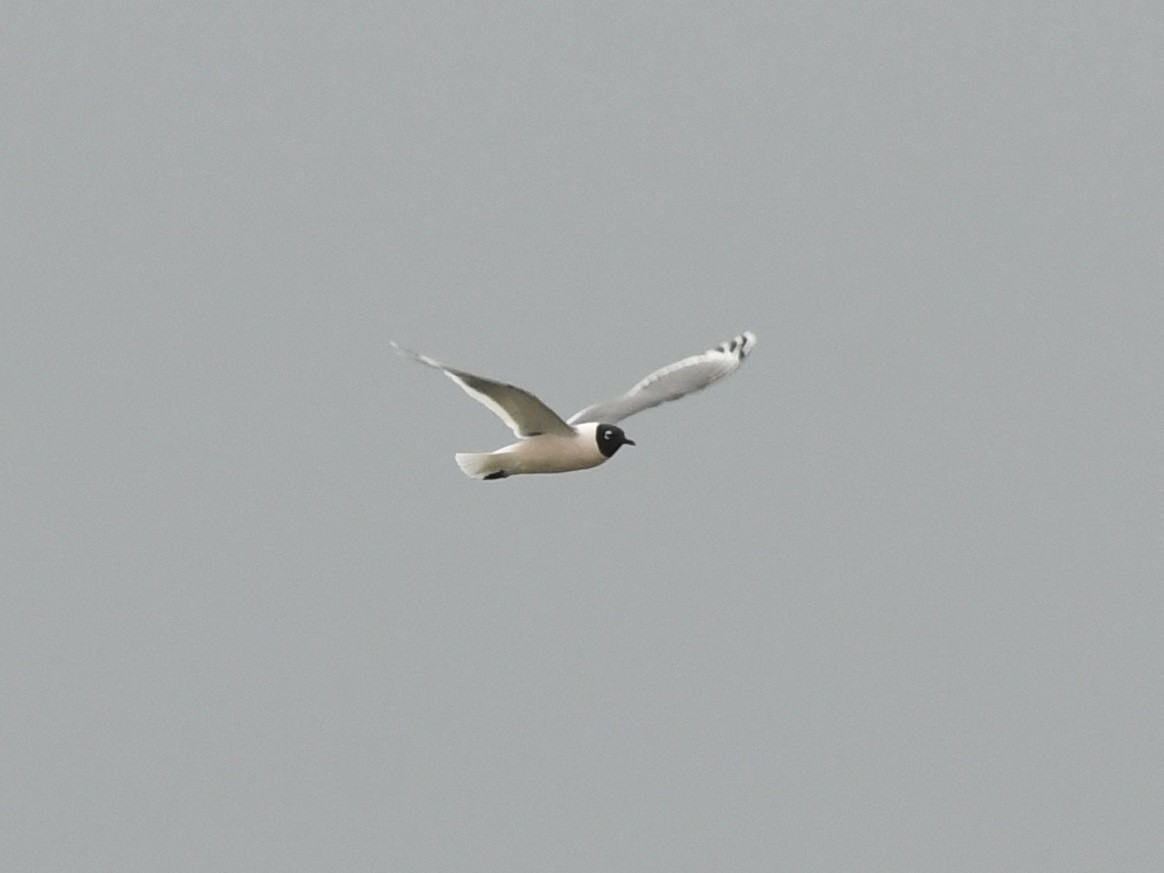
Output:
(4, 2), (1162, 870)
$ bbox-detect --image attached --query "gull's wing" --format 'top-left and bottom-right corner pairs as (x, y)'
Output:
(391, 342), (574, 438)
(567, 331), (757, 425)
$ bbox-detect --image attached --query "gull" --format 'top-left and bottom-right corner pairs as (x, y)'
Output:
(391, 331), (757, 480)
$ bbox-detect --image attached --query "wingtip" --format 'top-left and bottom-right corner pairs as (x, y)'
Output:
(390, 341), (443, 370)
(719, 330), (757, 358)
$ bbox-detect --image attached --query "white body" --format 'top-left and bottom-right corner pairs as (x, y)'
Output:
(456, 423), (609, 479)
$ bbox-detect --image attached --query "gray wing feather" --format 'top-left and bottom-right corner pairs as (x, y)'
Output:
(391, 343), (573, 438)
(568, 331), (757, 425)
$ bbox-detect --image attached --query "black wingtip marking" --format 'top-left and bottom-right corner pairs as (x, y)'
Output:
(483, 470), (509, 480)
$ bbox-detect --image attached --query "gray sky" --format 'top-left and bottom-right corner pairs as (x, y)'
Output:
(4, 3), (1162, 870)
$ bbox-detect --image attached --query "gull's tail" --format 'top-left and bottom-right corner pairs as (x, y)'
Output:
(454, 452), (509, 480)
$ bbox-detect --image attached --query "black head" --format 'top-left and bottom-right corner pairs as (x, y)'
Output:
(595, 424), (635, 458)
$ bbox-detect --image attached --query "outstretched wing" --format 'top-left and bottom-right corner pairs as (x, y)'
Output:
(392, 342), (574, 438)
(567, 331), (757, 425)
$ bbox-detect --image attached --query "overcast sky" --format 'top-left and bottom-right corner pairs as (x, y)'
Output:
(3, 3), (1162, 871)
